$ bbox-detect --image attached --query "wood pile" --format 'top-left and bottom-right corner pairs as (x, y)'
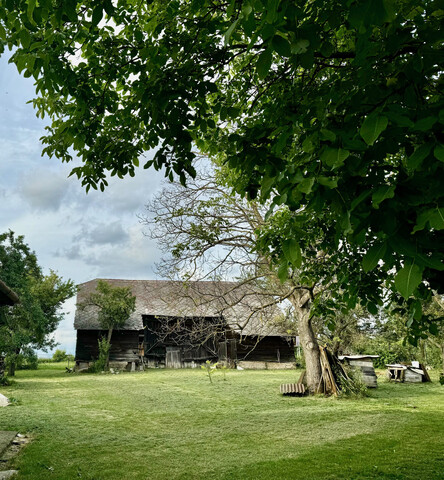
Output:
(280, 346), (369, 397)
(316, 346), (351, 395)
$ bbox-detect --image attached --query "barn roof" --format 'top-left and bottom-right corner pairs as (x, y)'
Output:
(74, 279), (287, 337)
(0, 279), (19, 306)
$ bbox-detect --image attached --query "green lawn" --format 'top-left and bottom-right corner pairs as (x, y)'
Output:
(0, 364), (443, 480)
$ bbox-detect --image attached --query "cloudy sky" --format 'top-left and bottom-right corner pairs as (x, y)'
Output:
(0, 51), (166, 355)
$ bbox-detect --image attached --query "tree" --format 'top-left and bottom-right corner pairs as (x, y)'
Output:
(423, 293), (444, 372)
(1, 1), (442, 337)
(52, 349), (67, 362)
(0, 231), (76, 375)
(141, 166), (380, 390)
(78, 280), (136, 368)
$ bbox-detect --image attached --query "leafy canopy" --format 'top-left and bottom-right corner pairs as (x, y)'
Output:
(0, 231), (76, 359)
(1, 0), (443, 339)
(80, 280), (136, 331)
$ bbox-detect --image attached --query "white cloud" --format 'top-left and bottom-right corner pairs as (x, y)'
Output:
(19, 170), (71, 211)
(0, 51), (169, 357)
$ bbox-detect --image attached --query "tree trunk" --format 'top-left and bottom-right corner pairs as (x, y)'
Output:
(290, 292), (322, 393)
(298, 308), (322, 392)
(441, 344), (444, 373)
(7, 348), (20, 377)
(8, 360), (16, 377)
(106, 327), (113, 369)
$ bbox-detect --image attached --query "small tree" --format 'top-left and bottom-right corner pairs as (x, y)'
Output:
(79, 280), (136, 368)
(0, 231), (76, 376)
(52, 349), (67, 362)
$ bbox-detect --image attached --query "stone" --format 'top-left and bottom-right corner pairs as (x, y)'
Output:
(0, 432), (17, 458)
(0, 470), (18, 479)
(0, 395), (8, 407)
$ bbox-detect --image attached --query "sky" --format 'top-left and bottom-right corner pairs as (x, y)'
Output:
(0, 52), (166, 355)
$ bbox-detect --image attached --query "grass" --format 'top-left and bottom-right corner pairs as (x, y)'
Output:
(0, 364), (443, 480)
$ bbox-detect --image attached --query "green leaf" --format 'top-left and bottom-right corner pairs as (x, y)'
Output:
(319, 129), (336, 142)
(20, 29), (31, 49)
(92, 7), (103, 27)
(277, 261), (289, 283)
(407, 143), (432, 170)
(394, 263), (423, 299)
(413, 207), (444, 232)
(320, 148), (350, 168)
(386, 112), (414, 128)
(292, 39), (309, 54)
(317, 176), (338, 188)
(64, 1), (78, 22)
(224, 18), (239, 44)
(414, 116), (437, 131)
(362, 242), (387, 272)
(27, 0), (37, 24)
(360, 115), (388, 146)
(256, 48), (272, 80)
(272, 35), (291, 57)
(282, 239), (302, 267)
(297, 177), (315, 194)
(302, 138), (315, 153)
(434, 144), (444, 162)
(372, 185), (395, 208)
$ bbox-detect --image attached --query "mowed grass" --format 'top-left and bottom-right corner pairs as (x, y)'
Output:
(0, 364), (443, 480)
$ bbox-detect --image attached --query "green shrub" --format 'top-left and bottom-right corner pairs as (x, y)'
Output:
(89, 337), (111, 373)
(52, 349), (68, 362)
(15, 352), (38, 370)
(338, 366), (368, 398)
(0, 375), (14, 386)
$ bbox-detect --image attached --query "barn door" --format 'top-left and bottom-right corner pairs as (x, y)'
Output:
(166, 347), (182, 368)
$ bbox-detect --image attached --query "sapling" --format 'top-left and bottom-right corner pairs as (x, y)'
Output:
(201, 360), (218, 384)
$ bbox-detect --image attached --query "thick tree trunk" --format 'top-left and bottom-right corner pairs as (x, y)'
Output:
(7, 348), (20, 377)
(290, 292), (322, 393)
(8, 361), (16, 377)
(298, 308), (322, 392)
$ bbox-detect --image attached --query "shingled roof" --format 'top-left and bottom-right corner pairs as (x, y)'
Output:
(74, 279), (287, 336)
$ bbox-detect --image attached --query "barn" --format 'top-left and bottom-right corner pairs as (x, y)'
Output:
(74, 279), (296, 370)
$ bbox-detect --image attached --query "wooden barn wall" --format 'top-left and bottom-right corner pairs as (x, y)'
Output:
(75, 330), (140, 362)
(235, 336), (295, 362)
(143, 314), (221, 366)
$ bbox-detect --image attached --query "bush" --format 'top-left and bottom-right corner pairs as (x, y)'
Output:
(338, 366), (368, 398)
(15, 352), (38, 370)
(52, 349), (67, 362)
(89, 337), (111, 373)
(0, 375), (14, 386)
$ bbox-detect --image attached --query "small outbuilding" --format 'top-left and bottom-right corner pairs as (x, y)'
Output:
(338, 355), (379, 388)
(386, 363), (430, 383)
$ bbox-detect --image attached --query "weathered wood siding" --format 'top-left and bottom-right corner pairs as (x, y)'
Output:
(347, 359), (378, 388)
(75, 329), (140, 362)
(235, 336), (295, 363)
